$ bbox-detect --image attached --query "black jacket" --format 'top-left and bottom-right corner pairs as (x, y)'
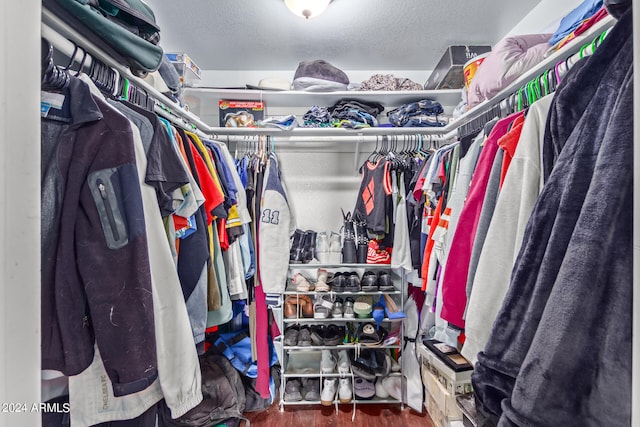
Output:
(41, 76), (157, 396)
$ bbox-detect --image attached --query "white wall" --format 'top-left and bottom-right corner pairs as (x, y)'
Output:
(195, 69), (430, 89)
(0, 1), (42, 427)
(504, 0), (584, 36)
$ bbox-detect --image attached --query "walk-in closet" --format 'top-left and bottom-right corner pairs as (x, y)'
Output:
(0, 0), (638, 426)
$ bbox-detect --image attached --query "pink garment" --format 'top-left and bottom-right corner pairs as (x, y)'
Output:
(254, 283), (270, 398)
(440, 112), (523, 328)
(467, 34), (552, 108)
(254, 207), (270, 398)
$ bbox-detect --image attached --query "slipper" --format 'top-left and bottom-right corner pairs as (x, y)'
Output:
(375, 378), (389, 398)
(382, 376), (402, 401)
(293, 273), (314, 292)
(353, 377), (375, 400)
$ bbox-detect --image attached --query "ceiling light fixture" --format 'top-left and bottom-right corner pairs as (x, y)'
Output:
(284, 0), (331, 19)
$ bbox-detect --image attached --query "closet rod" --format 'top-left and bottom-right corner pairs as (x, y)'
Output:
(212, 134), (451, 144)
(206, 126), (451, 137)
(41, 8), (214, 139)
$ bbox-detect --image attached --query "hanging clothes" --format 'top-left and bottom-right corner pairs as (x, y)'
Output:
(51, 75), (203, 424)
(462, 94), (553, 363)
(473, 8), (632, 425)
(69, 116), (202, 425)
(41, 75), (158, 391)
(258, 152), (295, 294)
(462, 148), (504, 312)
(439, 111), (523, 329)
(390, 173), (412, 272)
(354, 158), (393, 236)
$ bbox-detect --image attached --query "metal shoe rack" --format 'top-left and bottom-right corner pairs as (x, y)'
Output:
(277, 263), (406, 416)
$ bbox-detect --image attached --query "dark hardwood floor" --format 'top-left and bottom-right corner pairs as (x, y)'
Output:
(244, 403), (434, 426)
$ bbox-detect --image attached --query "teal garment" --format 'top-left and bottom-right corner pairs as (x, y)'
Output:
(45, 0), (164, 72)
(207, 225), (233, 327)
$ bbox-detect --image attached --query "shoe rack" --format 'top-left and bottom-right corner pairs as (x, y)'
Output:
(277, 263), (406, 413)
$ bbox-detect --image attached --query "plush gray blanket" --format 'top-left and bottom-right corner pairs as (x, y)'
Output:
(472, 7), (633, 427)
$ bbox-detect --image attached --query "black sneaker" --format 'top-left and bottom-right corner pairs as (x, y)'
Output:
(284, 378), (303, 401)
(283, 325), (300, 347)
(297, 326), (312, 347)
(330, 272), (346, 292)
(345, 272), (361, 292)
(361, 271), (379, 291)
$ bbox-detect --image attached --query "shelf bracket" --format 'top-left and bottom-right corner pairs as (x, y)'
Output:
(354, 133), (363, 173)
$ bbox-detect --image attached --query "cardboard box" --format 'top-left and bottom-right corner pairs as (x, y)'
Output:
(419, 343), (473, 396)
(218, 100), (265, 127)
(425, 45), (492, 90)
(166, 52), (202, 85)
(419, 342), (474, 427)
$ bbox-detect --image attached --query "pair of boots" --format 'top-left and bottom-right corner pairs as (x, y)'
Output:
(342, 210), (369, 264)
(290, 229), (317, 264)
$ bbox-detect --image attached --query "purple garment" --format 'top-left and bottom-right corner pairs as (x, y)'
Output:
(467, 34), (552, 108)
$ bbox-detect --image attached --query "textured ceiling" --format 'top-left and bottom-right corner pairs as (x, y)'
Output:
(145, 0), (542, 71)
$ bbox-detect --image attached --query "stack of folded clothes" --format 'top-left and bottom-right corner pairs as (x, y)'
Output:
(256, 114), (299, 130)
(302, 105), (333, 128)
(387, 99), (447, 127)
(328, 99), (384, 128)
(357, 73), (424, 91)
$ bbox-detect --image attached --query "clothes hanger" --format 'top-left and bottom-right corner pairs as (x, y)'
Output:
(539, 73), (548, 97)
(367, 136), (379, 163)
(533, 77), (541, 102)
(516, 87), (524, 111)
(41, 38), (70, 91)
(73, 49), (89, 77)
(554, 61), (564, 86)
(61, 44), (80, 72)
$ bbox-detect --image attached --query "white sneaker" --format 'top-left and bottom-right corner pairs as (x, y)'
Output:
(321, 350), (337, 374)
(321, 378), (337, 406)
(317, 232), (330, 264)
(329, 232), (342, 264)
(375, 378), (389, 398)
(337, 349), (351, 375)
(338, 378), (352, 403)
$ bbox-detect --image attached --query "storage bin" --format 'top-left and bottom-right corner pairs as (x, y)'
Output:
(424, 45), (492, 90)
